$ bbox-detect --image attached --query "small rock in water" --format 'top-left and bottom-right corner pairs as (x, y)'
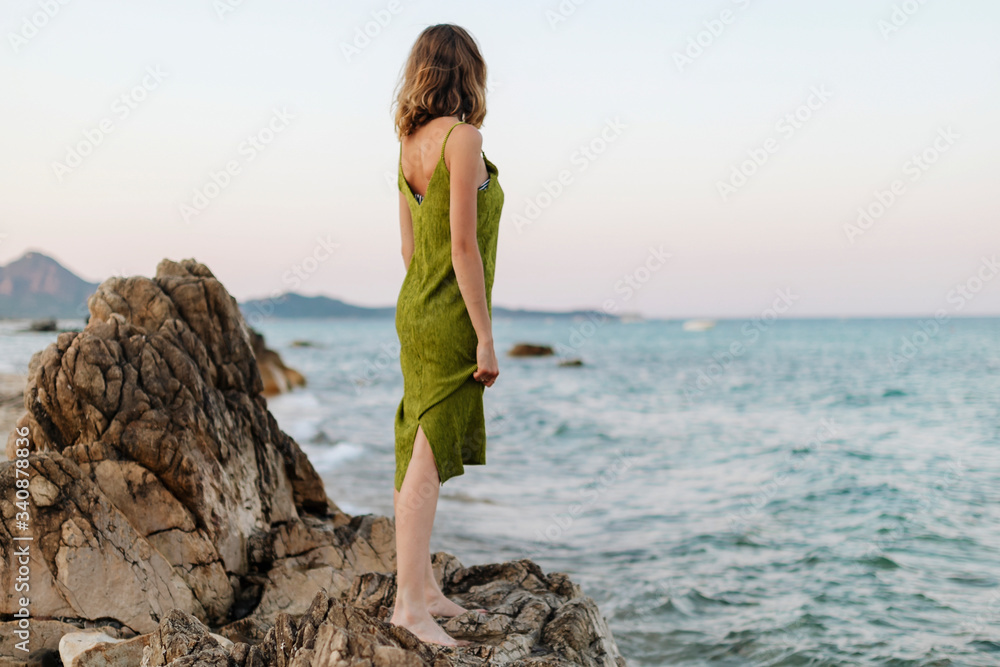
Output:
(249, 328), (307, 396)
(27, 318), (57, 332)
(508, 342), (555, 356)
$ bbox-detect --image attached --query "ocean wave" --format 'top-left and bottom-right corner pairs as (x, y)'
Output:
(298, 441), (365, 473)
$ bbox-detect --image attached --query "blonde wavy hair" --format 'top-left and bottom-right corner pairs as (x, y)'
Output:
(392, 24), (488, 140)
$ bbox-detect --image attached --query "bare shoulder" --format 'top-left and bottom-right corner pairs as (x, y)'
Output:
(447, 122), (483, 154)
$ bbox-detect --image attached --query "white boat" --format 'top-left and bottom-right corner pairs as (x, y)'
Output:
(682, 319), (716, 332)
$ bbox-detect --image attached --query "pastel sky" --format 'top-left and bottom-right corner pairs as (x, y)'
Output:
(1, 0), (998, 318)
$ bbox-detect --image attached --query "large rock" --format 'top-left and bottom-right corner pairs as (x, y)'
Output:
(0, 258), (626, 665)
(0, 259), (335, 634)
(1, 452), (204, 633)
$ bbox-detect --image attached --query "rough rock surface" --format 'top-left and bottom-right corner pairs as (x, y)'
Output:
(0, 374), (26, 463)
(148, 566), (625, 667)
(0, 259), (626, 666)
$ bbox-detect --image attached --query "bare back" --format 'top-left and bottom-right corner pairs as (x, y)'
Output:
(400, 116), (489, 199)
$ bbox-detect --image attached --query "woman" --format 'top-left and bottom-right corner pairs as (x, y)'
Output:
(389, 24), (504, 647)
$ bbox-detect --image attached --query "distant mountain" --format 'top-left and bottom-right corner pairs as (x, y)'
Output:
(239, 292), (614, 320)
(240, 293), (395, 319)
(0, 251), (99, 319)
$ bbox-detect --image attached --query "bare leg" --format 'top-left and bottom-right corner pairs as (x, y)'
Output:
(390, 424), (470, 646)
(394, 493), (482, 618)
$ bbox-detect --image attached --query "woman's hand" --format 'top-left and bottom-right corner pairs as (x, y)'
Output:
(473, 339), (499, 387)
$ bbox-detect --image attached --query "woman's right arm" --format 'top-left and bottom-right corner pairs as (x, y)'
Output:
(447, 125), (499, 387)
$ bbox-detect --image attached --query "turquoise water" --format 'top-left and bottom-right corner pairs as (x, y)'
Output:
(3, 316), (998, 665)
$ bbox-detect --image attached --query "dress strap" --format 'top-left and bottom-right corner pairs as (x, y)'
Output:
(440, 121), (465, 160)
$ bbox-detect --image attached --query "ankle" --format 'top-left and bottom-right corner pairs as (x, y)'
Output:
(392, 596), (430, 619)
(424, 588), (448, 601)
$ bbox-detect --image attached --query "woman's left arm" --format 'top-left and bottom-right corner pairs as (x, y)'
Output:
(399, 190), (414, 271)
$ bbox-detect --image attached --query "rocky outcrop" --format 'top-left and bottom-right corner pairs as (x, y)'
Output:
(248, 328), (306, 397)
(64, 560), (625, 667)
(1, 259), (331, 630)
(0, 258), (626, 665)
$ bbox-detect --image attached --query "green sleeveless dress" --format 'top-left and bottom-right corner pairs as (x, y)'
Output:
(394, 121), (504, 492)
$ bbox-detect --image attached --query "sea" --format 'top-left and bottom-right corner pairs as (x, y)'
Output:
(2, 315), (998, 666)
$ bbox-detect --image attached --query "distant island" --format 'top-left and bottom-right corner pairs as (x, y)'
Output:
(0, 251), (616, 321)
(239, 292), (613, 320)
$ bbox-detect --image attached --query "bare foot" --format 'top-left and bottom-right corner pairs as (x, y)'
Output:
(390, 608), (471, 647)
(426, 594), (488, 618)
